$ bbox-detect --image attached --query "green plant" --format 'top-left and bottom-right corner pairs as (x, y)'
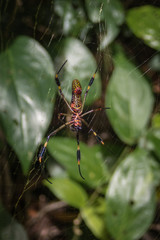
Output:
(0, 1), (160, 240)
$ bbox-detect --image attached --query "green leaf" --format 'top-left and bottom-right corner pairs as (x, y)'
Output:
(106, 149), (156, 240)
(81, 204), (106, 239)
(107, 0), (124, 25)
(85, 0), (102, 23)
(85, 0), (124, 47)
(0, 203), (28, 240)
(53, 37), (101, 105)
(100, 23), (120, 50)
(0, 36), (55, 174)
(127, 6), (160, 50)
(146, 128), (160, 159)
(48, 137), (109, 188)
(106, 46), (154, 144)
(149, 54), (160, 72)
(85, 0), (124, 25)
(55, 0), (86, 36)
(44, 178), (88, 208)
(152, 113), (160, 128)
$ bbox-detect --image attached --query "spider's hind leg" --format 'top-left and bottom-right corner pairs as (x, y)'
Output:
(76, 132), (85, 180)
(36, 144), (52, 184)
(82, 119), (104, 145)
(89, 129), (104, 145)
(37, 121), (74, 183)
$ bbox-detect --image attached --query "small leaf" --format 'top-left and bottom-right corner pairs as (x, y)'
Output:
(81, 203), (106, 239)
(48, 137), (109, 188)
(103, 0), (125, 27)
(85, 0), (124, 25)
(152, 113), (160, 128)
(100, 23), (120, 50)
(127, 6), (160, 50)
(53, 37), (101, 105)
(106, 149), (156, 240)
(0, 203), (28, 240)
(85, 0), (125, 47)
(0, 36), (55, 173)
(149, 54), (160, 72)
(146, 128), (160, 159)
(55, 0), (86, 36)
(106, 46), (154, 144)
(85, 0), (102, 23)
(44, 178), (88, 208)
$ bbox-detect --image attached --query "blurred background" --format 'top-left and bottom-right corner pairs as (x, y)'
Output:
(0, 0), (160, 239)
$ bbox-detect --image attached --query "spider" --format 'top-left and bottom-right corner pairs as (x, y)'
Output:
(38, 60), (110, 179)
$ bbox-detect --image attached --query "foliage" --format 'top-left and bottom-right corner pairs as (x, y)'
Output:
(0, 204), (28, 240)
(106, 45), (154, 144)
(0, 36), (55, 173)
(126, 5), (160, 51)
(0, 1), (160, 240)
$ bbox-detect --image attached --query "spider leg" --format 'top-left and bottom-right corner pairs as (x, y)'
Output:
(81, 59), (102, 112)
(58, 113), (71, 123)
(76, 132), (85, 180)
(81, 119), (104, 145)
(34, 156), (51, 183)
(55, 61), (74, 113)
(38, 121), (74, 182)
(81, 107), (110, 117)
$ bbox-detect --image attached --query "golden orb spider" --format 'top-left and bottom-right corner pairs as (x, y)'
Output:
(38, 60), (110, 179)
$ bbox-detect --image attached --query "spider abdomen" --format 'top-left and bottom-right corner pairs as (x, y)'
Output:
(70, 79), (82, 113)
(70, 113), (82, 131)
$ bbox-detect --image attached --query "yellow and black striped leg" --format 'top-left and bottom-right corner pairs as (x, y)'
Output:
(38, 121), (74, 183)
(81, 119), (104, 145)
(38, 136), (50, 164)
(38, 121), (73, 164)
(76, 132), (85, 180)
(91, 130), (104, 145)
(55, 60), (67, 96)
(37, 136), (52, 184)
(55, 60), (74, 112)
(81, 59), (102, 112)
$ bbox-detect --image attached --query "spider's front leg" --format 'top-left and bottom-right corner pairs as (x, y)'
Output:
(81, 59), (102, 112)
(55, 60), (74, 113)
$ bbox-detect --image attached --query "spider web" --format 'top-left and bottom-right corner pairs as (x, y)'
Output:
(0, 0), (160, 240)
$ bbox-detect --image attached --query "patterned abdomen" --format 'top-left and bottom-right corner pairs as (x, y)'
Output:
(70, 79), (82, 113)
(70, 113), (82, 131)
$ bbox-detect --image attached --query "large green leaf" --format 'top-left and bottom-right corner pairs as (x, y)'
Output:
(0, 36), (55, 173)
(127, 6), (160, 50)
(106, 149), (157, 240)
(53, 38), (101, 105)
(44, 178), (88, 209)
(0, 204), (28, 240)
(106, 46), (154, 144)
(48, 137), (109, 188)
